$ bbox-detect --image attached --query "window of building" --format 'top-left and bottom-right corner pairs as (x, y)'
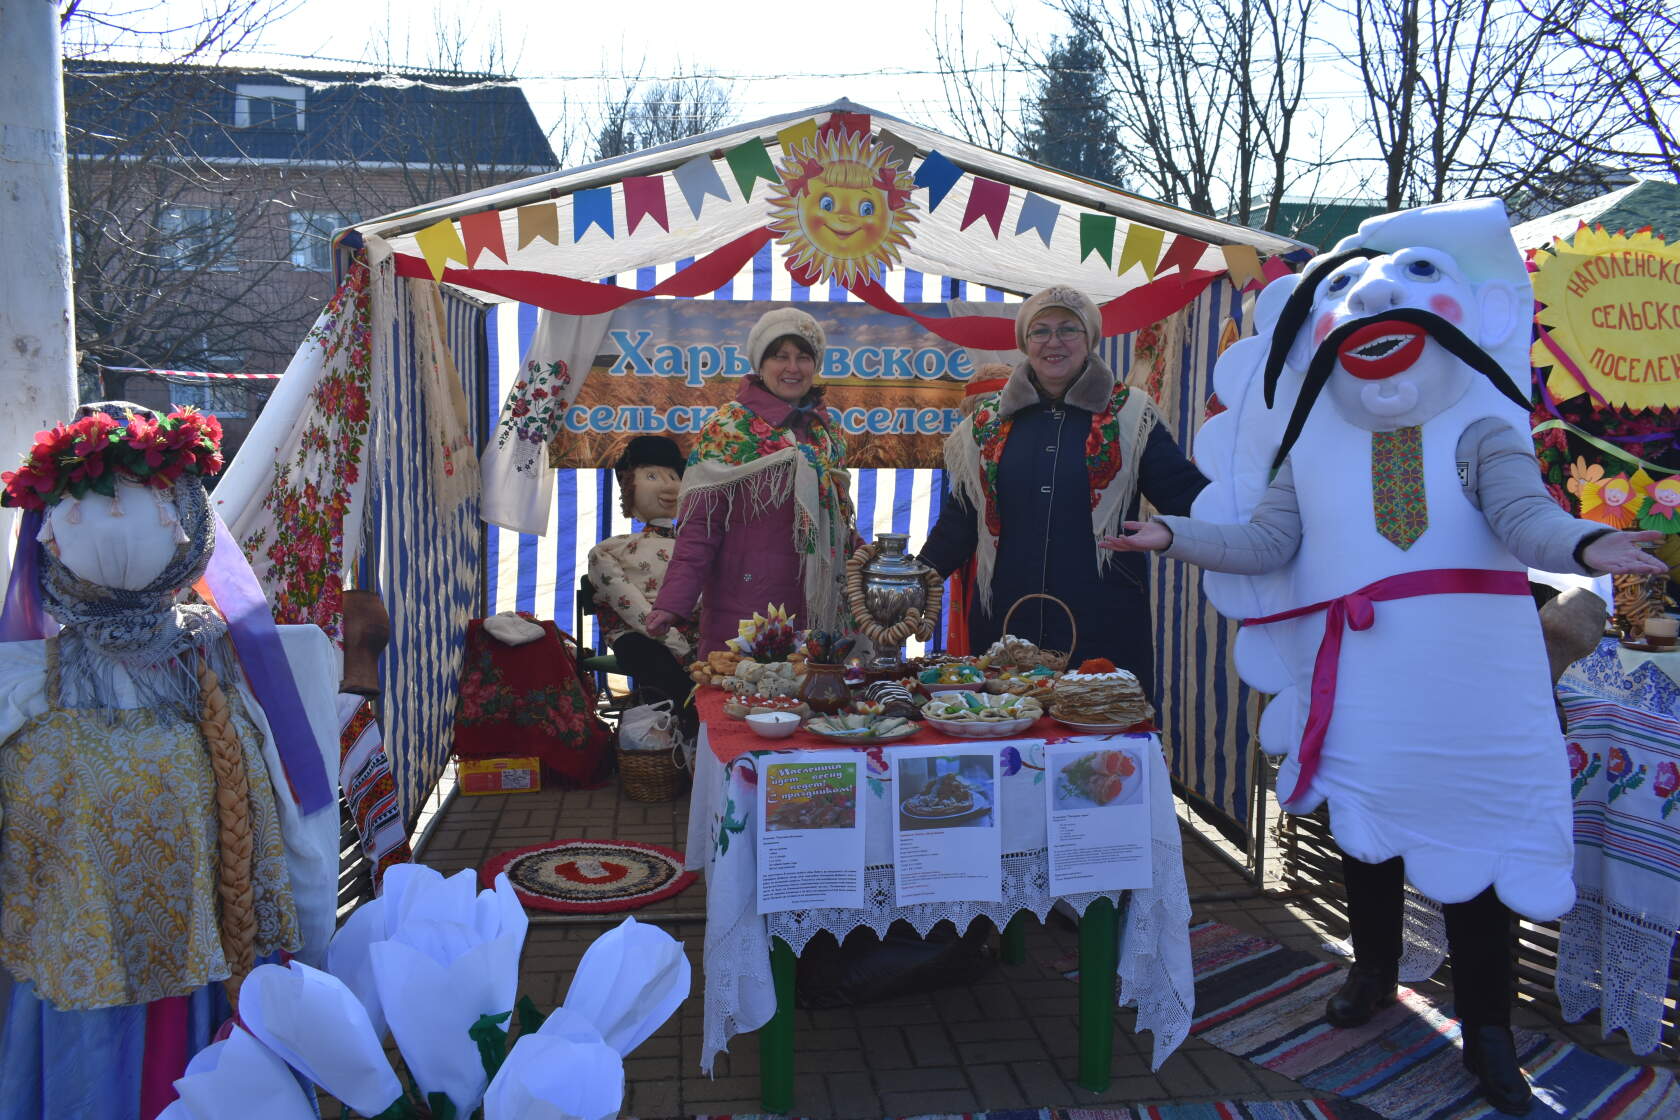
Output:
(235, 83), (306, 130)
(288, 209), (359, 271)
(157, 206), (239, 270)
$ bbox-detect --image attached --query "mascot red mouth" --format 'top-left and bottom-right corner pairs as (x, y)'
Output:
(1337, 320), (1426, 379)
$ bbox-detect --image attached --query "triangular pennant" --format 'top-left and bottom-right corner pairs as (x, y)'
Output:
(459, 209), (507, 266)
(622, 176), (670, 235)
(1015, 192), (1060, 247)
(1157, 234), (1210, 275)
(1261, 255), (1294, 284)
(1080, 213), (1117, 267)
(723, 138), (780, 201)
(776, 119), (819, 156)
(960, 177), (1009, 238)
(914, 150), (964, 212)
(1221, 243), (1265, 289)
(516, 202), (558, 250)
(671, 154), (730, 219)
(573, 187), (615, 240)
(873, 129), (916, 173)
(413, 218), (468, 281)
(1117, 224), (1165, 279)
(819, 111), (870, 140)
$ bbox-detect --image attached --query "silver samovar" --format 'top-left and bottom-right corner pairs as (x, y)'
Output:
(859, 532), (933, 664)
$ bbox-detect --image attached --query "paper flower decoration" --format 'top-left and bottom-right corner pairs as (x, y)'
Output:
(326, 888), (392, 1040)
(1575, 462), (1644, 529)
(1639, 475), (1680, 531)
(561, 914), (693, 1055)
(240, 961), (404, 1116)
(368, 869), (530, 1114)
(158, 1027), (316, 1120)
(483, 1008), (625, 1120)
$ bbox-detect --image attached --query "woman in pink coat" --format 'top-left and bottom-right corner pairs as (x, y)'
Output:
(646, 308), (857, 655)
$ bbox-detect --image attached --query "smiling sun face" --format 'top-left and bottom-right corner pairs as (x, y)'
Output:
(768, 128), (918, 287)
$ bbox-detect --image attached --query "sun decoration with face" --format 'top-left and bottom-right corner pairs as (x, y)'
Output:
(767, 128), (918, 288)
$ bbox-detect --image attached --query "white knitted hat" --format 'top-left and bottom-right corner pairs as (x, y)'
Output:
(1016, 286), (1102, 351)
(746, 307), (827, 373)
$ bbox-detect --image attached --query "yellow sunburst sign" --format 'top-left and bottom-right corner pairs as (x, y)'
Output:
(1531, 226), (1680, 411)
(767, 127), (918, 288)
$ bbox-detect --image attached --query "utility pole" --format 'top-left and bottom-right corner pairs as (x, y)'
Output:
(0, 0), (80, 585)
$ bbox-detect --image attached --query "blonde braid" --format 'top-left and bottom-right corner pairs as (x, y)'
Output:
(197, 657), (256, 1009)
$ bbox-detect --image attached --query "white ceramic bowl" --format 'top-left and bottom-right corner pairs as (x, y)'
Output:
(745, 711), (802, 739)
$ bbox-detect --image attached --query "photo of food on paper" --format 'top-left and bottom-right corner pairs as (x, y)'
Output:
(764, 760), (859, 833)
(1052, 747), (1143, 811)
(896, 754), (996, 830)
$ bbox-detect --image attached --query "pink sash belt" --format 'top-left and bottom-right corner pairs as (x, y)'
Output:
(1244, 567), (1530, 809)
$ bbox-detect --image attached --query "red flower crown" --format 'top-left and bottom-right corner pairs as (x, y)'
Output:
(1, 406), (225, 512)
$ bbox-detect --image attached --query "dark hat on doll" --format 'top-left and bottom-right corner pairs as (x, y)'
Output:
(612, 435), (686, 478)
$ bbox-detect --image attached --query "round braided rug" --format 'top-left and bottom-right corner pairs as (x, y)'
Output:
(482, 839), (697, 914)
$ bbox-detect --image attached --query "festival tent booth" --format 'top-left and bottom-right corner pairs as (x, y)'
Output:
(211, 98), (1308, 865)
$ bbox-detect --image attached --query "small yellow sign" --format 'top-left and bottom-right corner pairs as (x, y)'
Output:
(1531, 226), (1680, 411)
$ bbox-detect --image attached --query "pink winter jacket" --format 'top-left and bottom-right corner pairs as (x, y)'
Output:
(653, 379), (844, 656)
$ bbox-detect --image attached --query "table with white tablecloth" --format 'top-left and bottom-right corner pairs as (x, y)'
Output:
(684, 691), (1194, 1108)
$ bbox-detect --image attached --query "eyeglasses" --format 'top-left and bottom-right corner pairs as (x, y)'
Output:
(1025, 325), (1087, 344)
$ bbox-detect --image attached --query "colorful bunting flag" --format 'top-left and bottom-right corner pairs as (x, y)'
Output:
(1222, 243), (1265, 289)
(914, 150), (964, 212)
(1015, 192), (1060, 247)
(873, 129), (916, 173)
(723, 138), (780, 201)
(517, 202), (558, 250)
(960, 177), (1009, 237)
(1117, 224), (1165, 279)
(671, 154), (730, 218)
(622, 176), (670, 235)
(1157, 234), (1210, 275)
(819, 111), (871, 140)
(413, 218), (467, 281)
(776, 119), (818, 156)
(1261, 255), (1294, 283)
(1080, 213), (1117, 267)
(573, 188), (614, 240)
(459, 209), (507, 266)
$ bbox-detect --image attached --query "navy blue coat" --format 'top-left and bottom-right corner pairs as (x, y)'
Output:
(919, 398), (1207, 701)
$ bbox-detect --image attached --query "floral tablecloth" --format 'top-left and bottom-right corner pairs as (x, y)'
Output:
(684, 699), (1194, 1076)
(1554, 639), (1680, 1054)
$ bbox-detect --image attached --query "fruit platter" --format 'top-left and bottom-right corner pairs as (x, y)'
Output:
(920, 691), (1044, 737)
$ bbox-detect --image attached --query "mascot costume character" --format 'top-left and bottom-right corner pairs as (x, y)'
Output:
(1103, 200), (1665, 1114)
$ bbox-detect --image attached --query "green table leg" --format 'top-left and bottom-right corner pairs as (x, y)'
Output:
(1077, 897), (1118, 1092)
(761, 936), (796, 1113)
(1001, 912), (1027, 964)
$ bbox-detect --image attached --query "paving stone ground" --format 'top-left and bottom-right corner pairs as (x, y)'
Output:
(407, 769), (1676, 1119)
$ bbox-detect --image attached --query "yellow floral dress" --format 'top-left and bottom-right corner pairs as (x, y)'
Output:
(0, 638), (299, 1010)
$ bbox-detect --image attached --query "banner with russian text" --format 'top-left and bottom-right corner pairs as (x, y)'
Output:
(547, 300), (981, 468)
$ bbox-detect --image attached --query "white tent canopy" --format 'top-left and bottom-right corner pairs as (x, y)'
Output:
(354, 98), (1307, 303)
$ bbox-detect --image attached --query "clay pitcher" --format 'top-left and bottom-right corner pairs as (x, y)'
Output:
(340, 589), (390, 696)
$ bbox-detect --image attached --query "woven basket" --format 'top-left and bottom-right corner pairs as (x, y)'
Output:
(997, 593), (1076, 671)
(616, 737), (685, 803)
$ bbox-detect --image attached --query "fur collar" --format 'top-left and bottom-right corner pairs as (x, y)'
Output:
(996, 353), (1118, 418)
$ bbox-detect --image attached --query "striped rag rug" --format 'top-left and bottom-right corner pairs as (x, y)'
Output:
(1189, 921), (1679, 1120)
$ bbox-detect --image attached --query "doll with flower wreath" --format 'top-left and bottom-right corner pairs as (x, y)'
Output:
(0, 403), (341, 1120)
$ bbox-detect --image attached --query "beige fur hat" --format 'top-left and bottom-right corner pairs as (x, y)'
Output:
(746, 307), (827, 373)
(1016, 286), (1102, 351)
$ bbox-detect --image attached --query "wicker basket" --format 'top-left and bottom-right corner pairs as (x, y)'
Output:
(616, 736), (686, 803)
(996, 593), (1076, 671)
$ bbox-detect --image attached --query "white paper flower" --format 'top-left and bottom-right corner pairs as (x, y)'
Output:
(370, 870), (529, 1114)
(162, 1027), (315, 1120)
(562, 915), (691, 1055)
(327, 889), (391, 1039)
(239, 961), (405, 1116)
(482, 1008), (624, 1120)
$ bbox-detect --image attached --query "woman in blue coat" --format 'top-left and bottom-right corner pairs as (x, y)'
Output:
(917, 286), (1206, 699)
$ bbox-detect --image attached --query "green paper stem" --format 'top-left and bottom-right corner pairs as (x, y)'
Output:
(427, 1091), (458, 1120)
(515, 994), (546, 1038)
(469, 1009), (514, 1080)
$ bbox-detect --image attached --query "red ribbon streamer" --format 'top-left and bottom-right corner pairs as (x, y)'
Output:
(1243, 567), (1530, 810)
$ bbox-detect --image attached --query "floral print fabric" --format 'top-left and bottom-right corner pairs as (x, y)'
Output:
(968, 385), (1132, 539)
(1370, 425), (1429, 549)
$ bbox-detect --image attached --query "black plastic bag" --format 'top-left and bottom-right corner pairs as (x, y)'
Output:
(794, 918), (997, 1008)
